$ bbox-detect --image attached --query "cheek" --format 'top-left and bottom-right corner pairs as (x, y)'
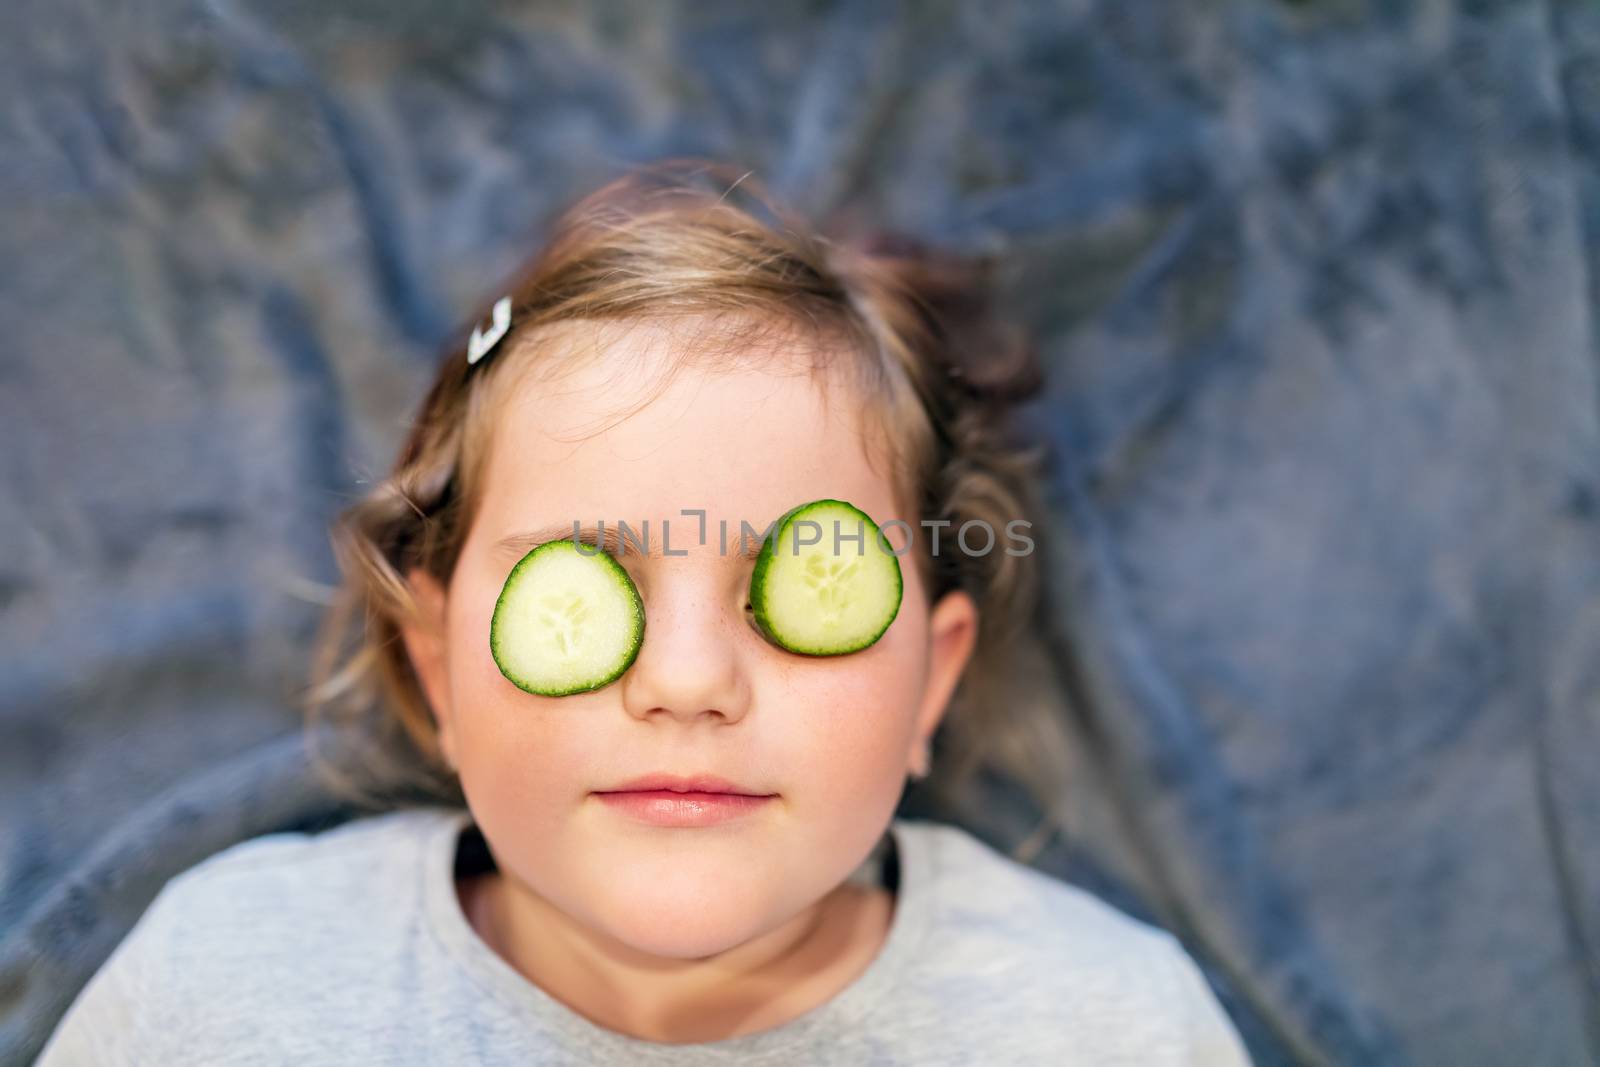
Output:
(761, 623), (930, 804)
(444, 591), (601, 808)
(452, 690), (597, 798)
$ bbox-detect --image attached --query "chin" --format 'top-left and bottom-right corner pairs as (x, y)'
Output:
(578, 851), (796, 960)
(599, 906), (771, 960)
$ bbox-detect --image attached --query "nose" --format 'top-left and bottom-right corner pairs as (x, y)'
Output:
(619, 576), (751, 726)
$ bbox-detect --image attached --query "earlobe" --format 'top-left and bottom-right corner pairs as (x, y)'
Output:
(400, 567), (458, 769)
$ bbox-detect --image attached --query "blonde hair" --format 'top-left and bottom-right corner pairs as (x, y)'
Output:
(302, 159), (1074, 861)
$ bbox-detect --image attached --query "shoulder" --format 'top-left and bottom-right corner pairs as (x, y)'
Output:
(38, 807), (468, 1065)
(896, 818), (1176, 960)
(159, 805), (461, 907)
(141, 804), (463, 962)
(892, 819), (1252, 1064)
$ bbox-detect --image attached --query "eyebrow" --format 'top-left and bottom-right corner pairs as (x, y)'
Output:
(492, 521), (769, 562)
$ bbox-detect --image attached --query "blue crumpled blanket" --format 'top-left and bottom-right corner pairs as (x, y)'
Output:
(3, 3), (1597, 1064)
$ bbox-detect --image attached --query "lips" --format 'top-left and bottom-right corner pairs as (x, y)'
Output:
(593, 773), (777, 828)
(599, 773), (772, 797)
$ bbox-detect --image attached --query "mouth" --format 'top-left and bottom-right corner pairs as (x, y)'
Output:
(592, 774), (777, 828)
(600, 773), (772, 796)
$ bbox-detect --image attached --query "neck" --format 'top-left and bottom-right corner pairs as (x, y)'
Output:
(458, 864), (892, 1045)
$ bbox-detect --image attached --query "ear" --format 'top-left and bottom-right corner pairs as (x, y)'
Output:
(909, 588), (979, 777)
(400, 567), (459, 770)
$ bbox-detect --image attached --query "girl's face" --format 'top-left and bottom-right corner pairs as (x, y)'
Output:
(403, 320), (977, 959)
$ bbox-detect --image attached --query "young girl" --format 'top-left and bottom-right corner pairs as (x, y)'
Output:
(40, 161), (1252, 1065)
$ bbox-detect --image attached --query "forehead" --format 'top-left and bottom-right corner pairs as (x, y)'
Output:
(472, 318), (904, 555)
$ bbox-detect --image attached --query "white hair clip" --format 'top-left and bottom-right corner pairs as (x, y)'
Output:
(467, 295), (512, 366)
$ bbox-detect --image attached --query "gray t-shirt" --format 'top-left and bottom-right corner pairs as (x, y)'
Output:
(39, 807), (1252, 1065)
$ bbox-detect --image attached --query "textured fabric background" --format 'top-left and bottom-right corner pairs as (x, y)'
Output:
(2, 2), (1596, 1064)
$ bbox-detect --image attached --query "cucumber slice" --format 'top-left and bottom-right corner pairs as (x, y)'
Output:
(750, 499), (903, 656)
(490, 540), (645, 696)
